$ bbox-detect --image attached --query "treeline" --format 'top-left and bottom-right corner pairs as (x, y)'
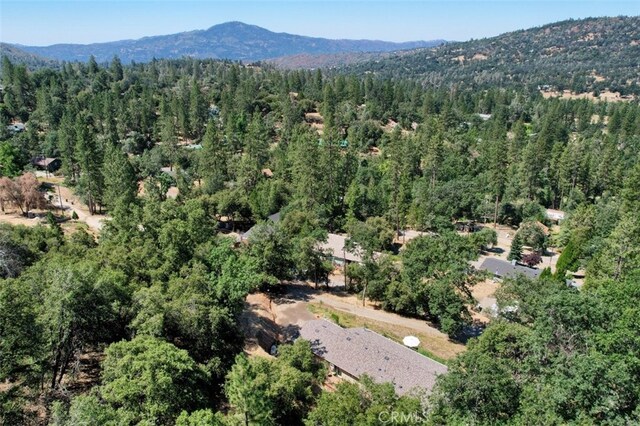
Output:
(1, 56), (639, 424)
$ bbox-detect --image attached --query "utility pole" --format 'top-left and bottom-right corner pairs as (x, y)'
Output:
(362, 280), (367, 307)
(343, 246), (347, 289)
(57, 184), (63, 211)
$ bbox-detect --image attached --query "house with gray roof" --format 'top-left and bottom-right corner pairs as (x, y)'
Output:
(319, 233), (382, 265)
(299, 319), (447, 395)
(478, 257), (541, 280)
(241, 211), (282, 242)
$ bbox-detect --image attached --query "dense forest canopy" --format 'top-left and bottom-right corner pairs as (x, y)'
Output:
(0, 32), (639, 425)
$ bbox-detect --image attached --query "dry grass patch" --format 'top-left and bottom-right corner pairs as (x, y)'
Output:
(308, 302), (464, 364)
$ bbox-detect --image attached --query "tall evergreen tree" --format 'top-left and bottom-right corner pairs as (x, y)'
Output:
(199, 120), (228, 194)
(102, 143), (137, 210)
(74, 116), (103, 214)
(225, 354), (273, 426)
(508, 234), (523, 261)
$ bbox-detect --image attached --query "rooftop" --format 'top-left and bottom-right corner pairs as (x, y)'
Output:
(300, 319), (448, 395)
(319, 233), (382, 263)
(268, 211), (281, 223)
(478, 257), (541, 280)
(319, 233), (364, 263)
(241, 211), (282, 241)
(395, 229), (435, 245)
(31, 157), (59, 167)
(31, 157), (60, 168)
(545, 208), (566, 221)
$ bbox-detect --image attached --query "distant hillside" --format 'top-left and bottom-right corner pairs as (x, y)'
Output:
(0, 43), (58, 70)
(267, 51), (391, 70)
(11, 22), (444, 64)
(346, 16), (640, 95)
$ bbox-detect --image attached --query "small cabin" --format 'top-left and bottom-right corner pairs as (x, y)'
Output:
(32, 157), (61, 172)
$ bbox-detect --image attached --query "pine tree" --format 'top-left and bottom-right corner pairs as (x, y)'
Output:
(58, 112), (78, 183)
(488, 137), (508, 226)
(189, 80), (207, 140)
(199, 120), (228, 194)
(507, 234), (523, 262)
(621, 162), (640, 214)
(160, 117), (179, 171)
(588, 212), (640, 283)
(245, 113), (269, 170)
(87, 55), (99, 74)
(75, 116), (103, 214)
(176, 79), (190, 138)
(109, 56), (123, 81)
(225, 354), (273, 426)
(555, 239), (579, 278)
(102, 143), (137, 210)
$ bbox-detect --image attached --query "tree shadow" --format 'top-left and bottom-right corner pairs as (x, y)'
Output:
(486, 246), (505, 254)
(280, 324), (302, 343)
(272, 283), (315, 305)
(454, 320), (486, 344)
(240, 300), (280, 353)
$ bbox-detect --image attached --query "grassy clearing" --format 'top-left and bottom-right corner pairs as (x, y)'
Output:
(308, 302), (454, 365)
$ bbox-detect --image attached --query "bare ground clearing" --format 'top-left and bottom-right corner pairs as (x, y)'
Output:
(243, 283), (465, 361)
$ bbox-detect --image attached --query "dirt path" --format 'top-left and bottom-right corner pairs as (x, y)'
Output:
(0, 209), (46, 227)
(309, 290), (446, 338)
(269, 284), (465, 360)
(55, 184), (107, 231)
(39, 176), (108, 233)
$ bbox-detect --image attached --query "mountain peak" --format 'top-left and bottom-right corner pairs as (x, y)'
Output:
(206, 21), (261, 31)
(12, 23), (442, 64)
(204, 21), (273, 36)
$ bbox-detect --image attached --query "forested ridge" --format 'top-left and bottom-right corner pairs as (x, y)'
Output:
(0, 44), (59, 73)
(345, 16), (640, 96)
(5, 21), (442, 64)
(0, 48), (639, 425)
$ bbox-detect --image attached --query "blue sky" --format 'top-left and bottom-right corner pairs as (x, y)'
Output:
(1, 1), (638, 46)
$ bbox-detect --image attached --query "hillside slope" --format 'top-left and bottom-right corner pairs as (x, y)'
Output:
(12, 22), (443, 63)
(0, 43), (58, 70)
(346, 16), (640, 95)
(267, 51), (393, 70)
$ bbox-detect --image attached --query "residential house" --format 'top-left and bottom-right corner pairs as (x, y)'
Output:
(241, 211), (282, 242)
(300, 319), (448, 395)
(319, 233), (382, 265)
(31, 157), (61, 172)
(478, 257), (541, 281)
